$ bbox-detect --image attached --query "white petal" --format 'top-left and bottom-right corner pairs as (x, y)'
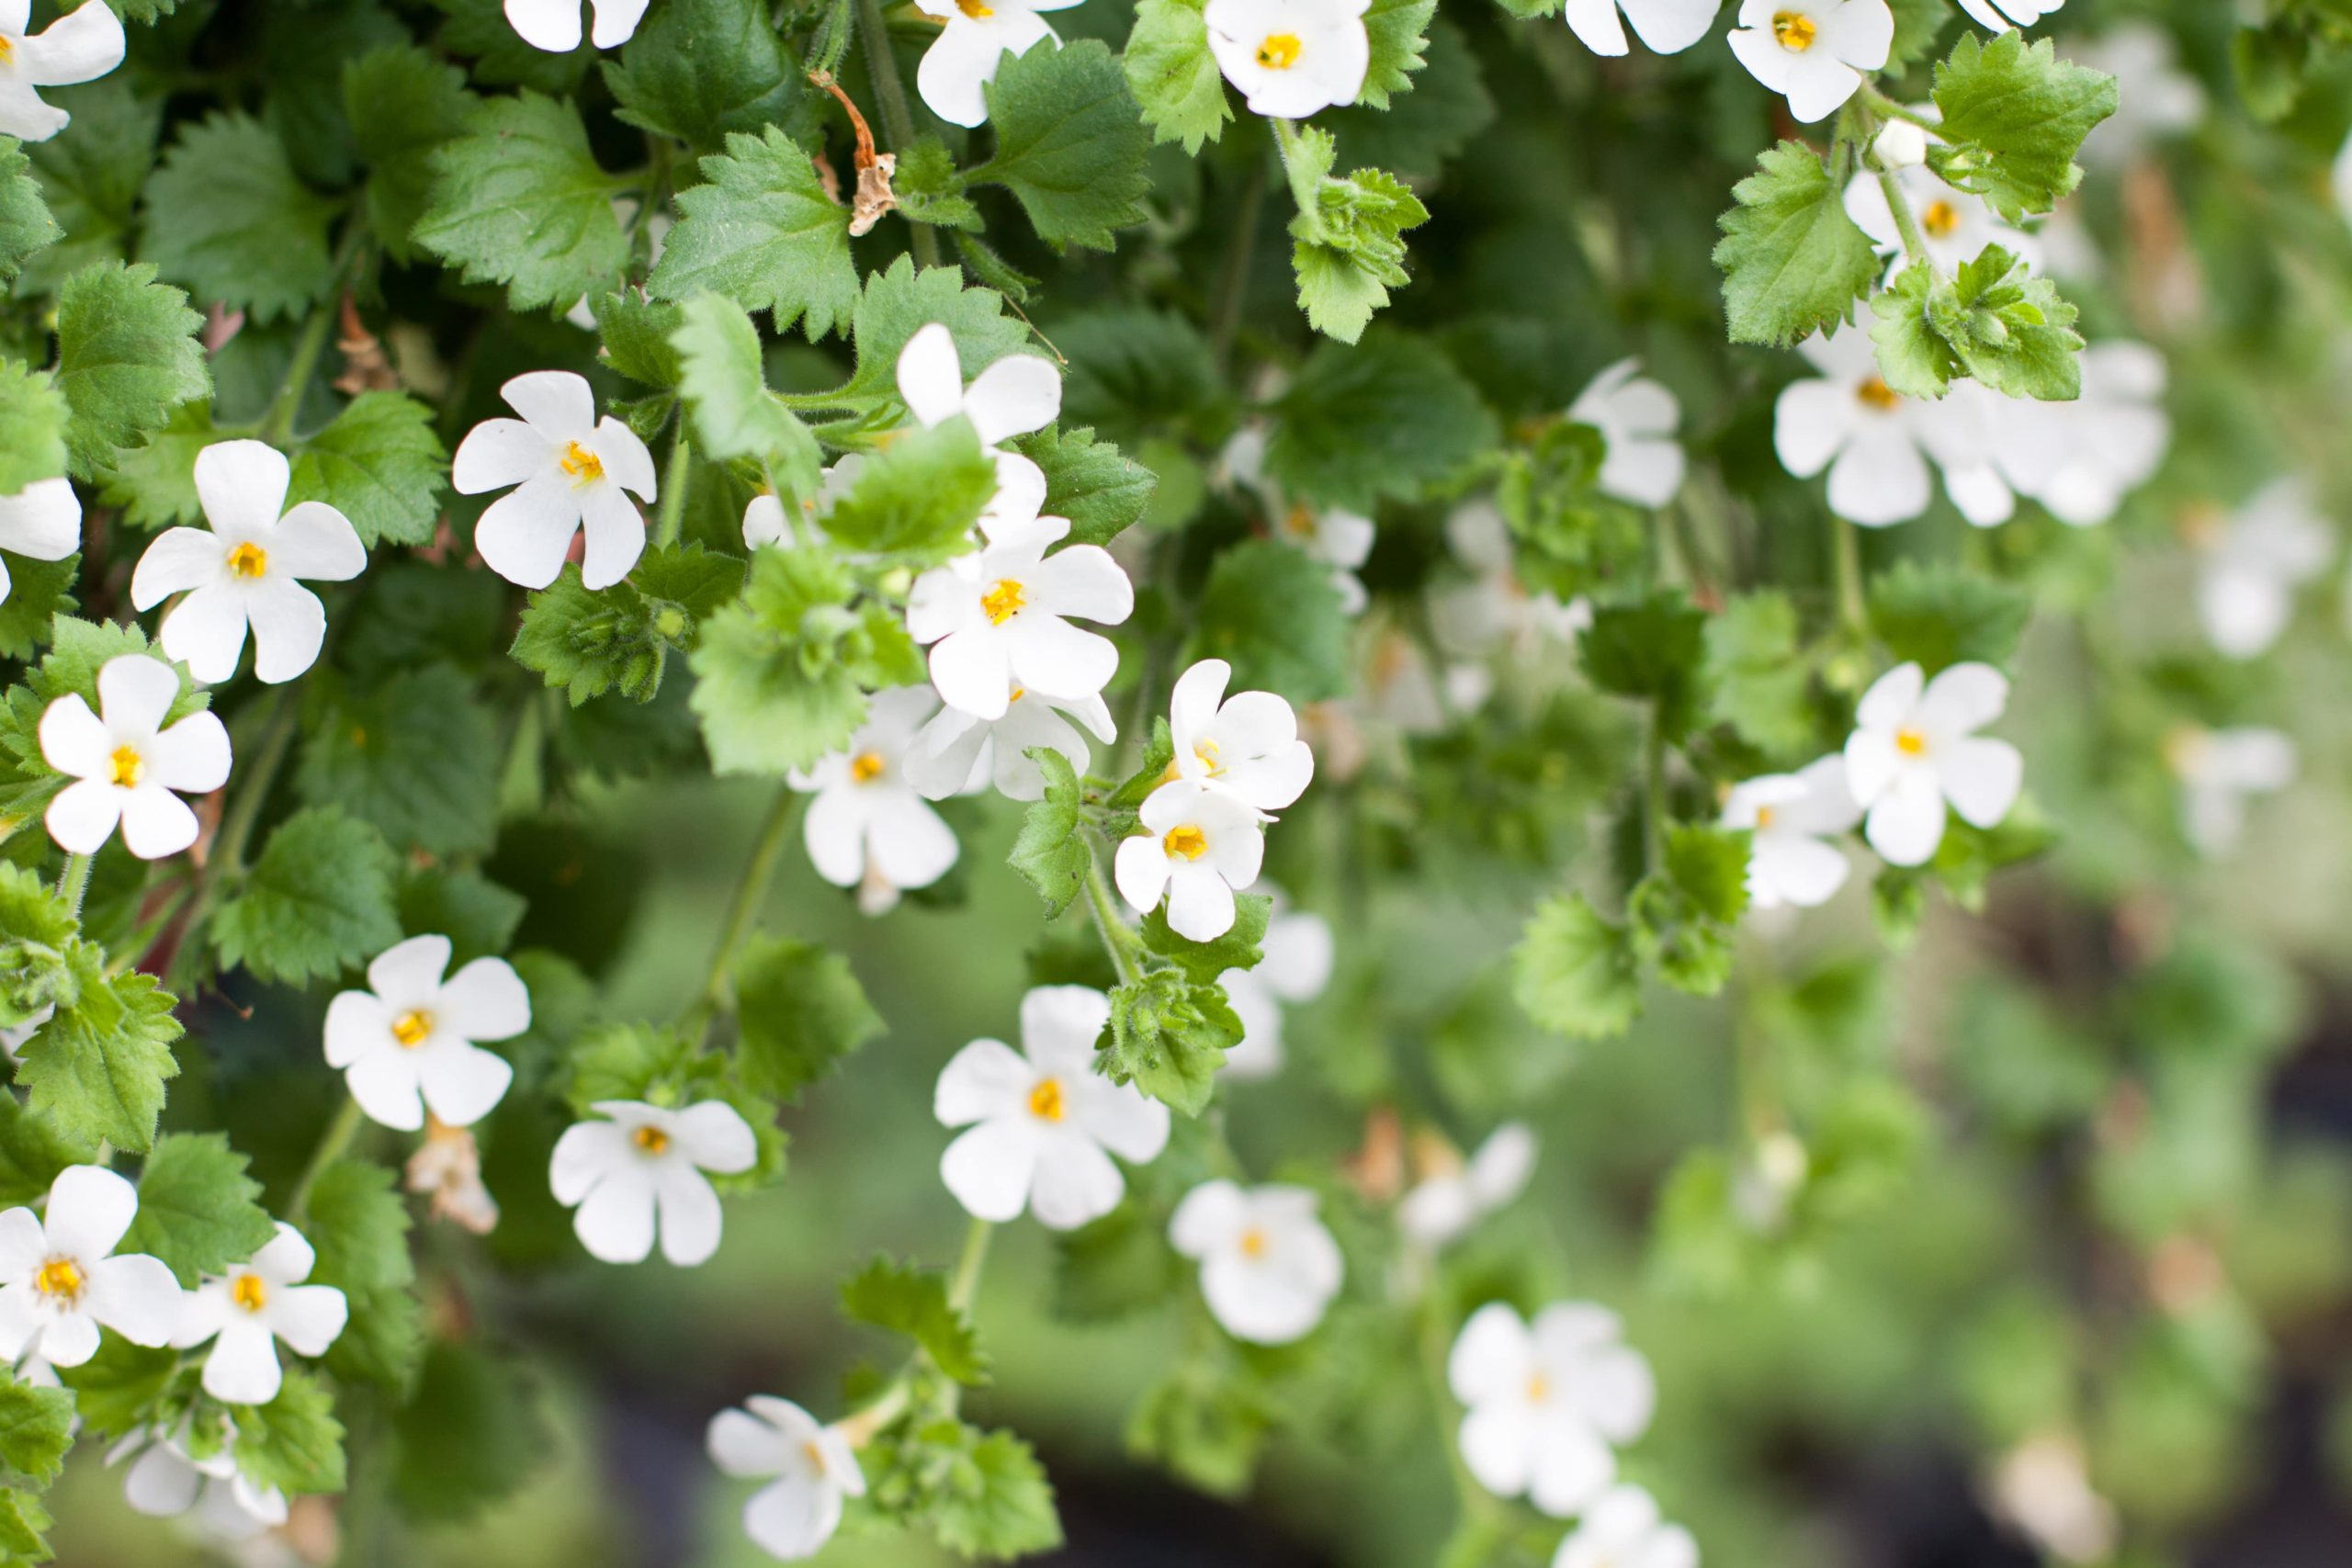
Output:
(652, 1161), (724, 1266)
(417, 1043), (514, 1128)
(45, 1164), (138, 1257)
(322, 991), (389, 1069)
(1018, 985), (1112, 1073)
(0, 478), (82, 565)
(1863, 767), (1948, 866)
(18, 1), (126, 87)
(1939, 736), (2022, 829)
(1563, 0), (1630, 54)
(1528, 1422), (1616, 1517)
(708, 1407), (796, 1478)
(1024, 1132), (1125, 1231)
(1853, 660), (1924, 731)
(267, 502), (368, 581)
(145, 709), (231, 795)
(36, 694), (109, 779)
(549, 1119), (629, 1204)
(199, 1320), (284, 1405)
(451, 418), (557, 495)
(158, 583), (252, 684)
(267, 1284), (348, 1358)
(573, 1168), (659, 1262)
(192, 441), (290, 539)
(1068, 1077), (1168, 1164)
(916, 20), (1013, 130)
(742, 1474), (843, 1561)
(1752, 833), (1850, 908)
(1915, 661), (2007, 738)
(1826, 423), (1931, 525)
(345, 1048), (426, 1132)
(1457, 1399), (1536, 1499)
(438, 956), (532, 1042)
(243, 578), (326, 684)
(81, 1252), (184, 1348)
(673, 1100), (759, 1175)
(251, 1224), (315, 1285)
(368, 934), (452, 1008)
(1772, 376), (1859, 479)
(1200, 1253), (1328, 1343)
(1112, 834), (1169, 915)
(472, 478), (582, 591)
(939, 1120), (1037, 1223)
(123, 1440), (204, 1517)
(896, 323), (967, 428)
(864, 792), (959, 890)
(96, 654), (180, 737)
(962, 354), (1062, 446)
(1448, 1303), (1532, 1404)
(1165, 863), (1237, 942)
(588, 0), (651, 49)
(499, 370), (597, 439)
(578, 480), (648, 590)
(42, 777), (121, 853)
(934, 1038), (1035, 1128)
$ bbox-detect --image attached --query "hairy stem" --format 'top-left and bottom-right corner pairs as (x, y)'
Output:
(655, 429), (692, 549)
(676, 784), (799, 1043)
(55, 854), (91, 920)
(948, 1215), (992, 1313)
(261, 229), (367, 446)
(1082, 851), (1144, 987)
(1209, 157), (1269, 376)
(854, 0), (940, 270)
(1876, 169), (1934, 272)
(1832, 513), (1869, 638)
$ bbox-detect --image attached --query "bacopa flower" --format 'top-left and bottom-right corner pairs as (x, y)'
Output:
(1170, 1179), (1345, 1344)
(1447, 1301), (1657, 1517)
(910, 0), (1078, 129)
(171, 1223), (347, 1407)
(789, 685), (961, 908)
(1844, 661), (2023, 867)
(707, 1396), (865, 1562)
(0, 476), (82, 602)
(1432, 500), (1592, 663)
(550, 1099), (758, 1266)
(452, 370), (658, 591)
(934, 985), (1170, 1230)
(906, 513), (1134, 720)
(1398, 1122), (1537, 1250)
(1845, 164), (2038, 280)
(1773, 325), (2012, 527)
(896, 321), (1060, 495)
(1221, 896), (1334, 1078)
(1721, 755), (1862, 910)
(741, 459), (865, 550)
(0, 1166), (180, 1369)
(2166, 725), (2295, 857)
(1563, 0), (1721, 56)
(1169, 658), (1314, 812)
(0, 0), (126, 142)
(2193, 479), (2332, 660)
(1727, 0), (1892, 123)
(1114, 781), (1268, 942)
(114, 1423), (287, 1543)
(1568, 359), (1687, 509)
(323, 935), (530, 1132)
(1957, 0), (2060, 30)
(1203, 0), (1371, 119)
(129, 440), (368, 685)
(903, 683), (1117, 803)
(1989, 342), (2169, 527)
(503, 0), (648, 53)
(1222, 427), (1376, 614)
(1551, 1484), (1701, 1568)
(40, 654), (231, 861)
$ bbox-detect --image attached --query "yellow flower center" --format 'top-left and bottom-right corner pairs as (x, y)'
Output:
(1193, 740), (1224, 777)
(1027, 1078), (1066, 1122)
(1754, 804), (1778, 830)
(633, 1123), (670, 1156)
(981, 580), (1025, 625)
(33, 1258), (82, 1302)
(1162, 824), (1208, 861)
(559, 441), (605, 484)
(851, 750), (887, 784)
(1921, 200), (1961, 240)
(1894, 728), (1928, 758)
(390, 1010), (433, 1048)
(1238, 1226), (1270, 1258)
(1526, 1371), (1553, 1404)
(1008, 684), (1026, 704)
(956, 0), (995, 14)
(225, 541), (269, 579)
(801, 1438), (830, 1472)
(107, 746), (143, 789)
(1856, 376), (1902, 412)
(1771, 10), (1815, 50)
(1255, 32), (1303, 69)
(232, 1274), (268, 1313)
(1283, 502), (1317, 536)
(0, 38), (12, 64)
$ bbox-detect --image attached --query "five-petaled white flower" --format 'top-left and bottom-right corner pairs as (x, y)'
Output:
(1223, 427), (1376, 615)
(1221, 895), (1334, 1078)
(0, 0), (125, 142)
(453, 370), (658, 591)
(324, 935), (530, 1132)
(40, 654), (231, 861)
(2192, 479), (2332, 660)
(907, 513), (1134, 720)
(707, 1396), (865, 1562)
(1843, 661), (2023, 867)
(790, 685), (961, 910)
(910, 0), (1079, 129)
(503, 0), (648, 53)
(1721, 755), (1862, 910)
(1568, 358), (1688, 508)
(1564, 0), (1720, 56)
(904, 682), (1116, 803)
(2165, 725), (2294, 858)
(114, 1422), (288, 1543)
(1727, 0), (1891, 123)
(1398, 1123), (1537, 1250)
(1448, 1300), (1657, 1517)
(0, 475), (82, 604)
(1552, 1483), (1701, 1568)
(1957, 0), (2060, 31)
(934, 986), (1170, 1230)
(1845, 164), (2039, 281)
(1169, 658), (1314, 812)
(1170, 1179), (1345, 1344)
(550, 1099), (759, 1266)
(1989, 342), (2169, 527)
(1773, 325), (2012, 527)
(1114, 780), (1268, 942)
(1204, 0), (1371, 119)
(171, 1223), (348, 1407)
(896, 321), (1061, 498)
(0, 1166), (180, 1369)
(130, 440), (368, 685)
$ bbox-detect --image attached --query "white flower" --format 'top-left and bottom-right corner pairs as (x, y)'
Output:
(789, 685), (961, 904)
(503, 0), (649, 53)
(2072, 23), (2202, 167)
(323, 935), (529, 1132)
(1552, 1484), (1700, 1568)
(2194, 479), (2332, 660)
(1114, 780), (1267, 942)
(1397, 1123), (1538, 1249)
(741, 459), (865, 550)
(550, 1099), (758, 1266)
(1568, 359), (1686, 508)
(707, 1397), (865, 1562)
(1432, 500), (1591, 661)
(0, 0), (125, 142)
(910, 0), (1080, 128)
(1987, 1431), (2118, 1566)
(1168, 658), (1314, 811)
(2165, 725), (2294, 857)
(1221, 897), (1333, 1079)
(1223, 427), (1375, 615)
(40, 655), (231, 861)
(906, 513), (1134, 720)
(1726, 0), (1891, 124)
(1988, 342), (2168, 526)
(895, 321), (1060, 498)
(0, 1166), (180, 1369)
(1446, 1301), (1656, 1517)
(170, 1223), (347, 1407)
(903, 683), (1116, 803)
(1843, 661), (2023, 866)
(452, 370), (658, 591)
(0, 477), (82, 602)
(129, 440), (368, 685)
(1203, 0), (1370, 118)
(934, 985), (1170, 1229)
(1772, 325), (2013, 527)
(1563, 0), (1721, 56)
(1957, 0), (2060, 31)
(114, 1422), (288, 1542)
(1872, 116), (1928, 168)
(1170, 1179), (1344, 1344)
(1721, 755), (1862, 910)
(1845, 164), (2040, 280)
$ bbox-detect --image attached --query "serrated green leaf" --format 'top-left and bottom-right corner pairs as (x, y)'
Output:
(512, 546), (742, 705)
(671, 292), (822, 469)
(413, 92), (629, 312)
(970, 42), (1151, 253)
(295, 667), (501, 856)
(820, 416), (996, 561)
(391, 1343), (548, 1520)
(1008, 424), (1154, 549)
(0, 362), (68, 496)
(730, 935), (885, 1102)
(210, 807), (402, 985)
(1358, 0), (1435, 108)
(287, 391), (449, 547)
(1265, 333), (1493, 510)
(840, 1256), (991, 1386)
(15, 945), (181, 1153)
(648, 126), (857, 340)
(1183, 538), (1350, 704)
(1868, 559), (2030, 672)
(1125, 0), (1230, 152)
(0, 140), (61, 287)
(0, 1382), (73, 1490)
(1102, 969), (1238, 1115)
(234, 1368), (345, 1493)
(138, 112), (339, 325)
(1139, 893), (1269, 985)
(120, 1133), (276, 1287)
(53, 262), (210, 480)
(345, 44), (478, 265)
(603, 0), (801, 150)
(1007, 748), (1091, 919)
(1929, 31), (2118, 223)
(1714, 141), (1880, 349)
(1513, 894), (1641, 1042)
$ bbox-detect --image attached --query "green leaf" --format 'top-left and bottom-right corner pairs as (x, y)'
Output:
(894, 138), (981, 231)
(1128, 1365), (1272, 1498)
(1714, 141), (1880, 348)
(594, 290), (685, 389)
(840, 1256), (991, 1386)
(1704, 591), (1816, 756)
(295, 668), (501, 856)
(1283, 127), (1431, 344)
(0, 362), (68, 496)
(234, 1368), (346, 1493)
(119, 1133), (276, 1287)
(512, 546), (742, 705)
(970, 41), (1151, 253)
(1009, 425), (1155, 549)
(55, 1338), (177, 1439)
(1139, 894), (1269, 985)
(1512, 894), (1641, 1042)
(0, 1478), (51, 1562)
(17, 81), (158, 298)
(1868, 559), (2030, 672)
(15, 947), (181, 1153)
(1266, 333), (1493, 510)
(1125, 0), (1229, 152)
(287, 392), (450, 547)
(1052, 1202), (1183, 1322)
(730, 935), (885, 1102)
(671, 291), (823, 469)
(53, 262), (211, 480)
(603, 0), (801, 151)
(345, 44), (478, 265)
(397, 867), (526, 966)
(209, 807), (403, 986)
(0, 1094), (90, 1210)
(1007, 748), (1091, 919)
(1358, 0), (1436, 107)
(0, 140), (61, 286)
(930, 1427), (1063, 1559)
(649, 126), (857, 340)
(413, 92), (629, 312)
(1183, 538), (1351, 704)
(1871, 249), (2084, 401)
(1630, 826), (1750, 997)
(1928, 31), (2118, 223)
(1581, 590), (1712, 741)
(0, 1382), (72, 1489)
(138, 112), (338, 325)
(820, 417), (997, 562)
(304, 1159), (424, 1392)
(1102, 969), (1239, 1115)
(391, 1343), (548, 1521)
(836, 256), (1030, 408)
(94, 404), (229, 529)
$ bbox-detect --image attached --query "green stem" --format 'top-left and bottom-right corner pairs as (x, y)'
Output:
(1831, 513), (1869, 639)
(675, 784), (799, 1043)
(1876, 169), (1933, 272)
(1081, 851), (1144, 987)
(288, 1097), (365, 1224)
(854, 0), (940, 270)
(947, 1216), (991, 1313)
(655, 429), (692, 549)
(55, 854), (91, 920)
(1208, 157), (1269, 377)
(260, 229), (366, 446)
(1270, 118), (1321, 222)
(1859, 83), (1937, 129)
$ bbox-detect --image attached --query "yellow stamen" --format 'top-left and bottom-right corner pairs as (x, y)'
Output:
(981, 580), (1025, 625)
(1238, 1226), (1269, 1258)
(107, 746), (143, 789)
(1027, 1078), (1066, 1122)
(1193, 741), (1225, 777)
(1894, 728), (1928, 758)
(225, 541), (269, 579)
(0, 38), (12, 64)
(956, 0), (994, 15)
(232, 1274), (268, 1313)
(1008, 684), (1026, 704)
(1526, 1372), (1554, 1404)
(1162, 825), (1208, 861)
(633, 1123), (670, 1156)
(33, 1258), (82, 1302)
(802, 1438), (830, 1473)
(1921, 200), (1961, 240)
(1856, 376), (1901, 412)
(1771, 10), (1815, 50)
(559, 441), (605, 484)
(1283, 502), (1317, 536)
(390, 1010), (433, 1048)
(1255, 32), (1303, 69)
(1754, 805), (1778, 830)
(851, 750), (887, 784)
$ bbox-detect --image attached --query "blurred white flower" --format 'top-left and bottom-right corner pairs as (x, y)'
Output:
(1432, 500), (1591, 661)
(1843, 661), (2023, 867)
(1727, 0), (1891, 124)
(324, 936), (527, 1132)
(904, 682), (1116, 803)
(1563, 0), (1720, 57)
(1568, 359), (1686, 508)
(1722, 755), (1862, 910)
(1170, 1179), (1344, 1344)
(1223, 428), (1375, 614)
(1552, 1483), (1700, 1568)
(2165, 725), (2294, 856)
(1398, 1123), (1537, 1249)
(1986, 1431), (2118, 1566)
(1221, 897), (1334, 1079)
(790, 685), (961, 909)
(1846, 164), (2040, 280)
(741, 459), (864, 550)
(1447, 1301), (1656, 1517)
(1204, 0), (1371, 118)
(2071, 22), (2202, 166)
(2194, 479), (2332, 660)
(453, 371), (657, 590)
(551, 1100), (758, 1266)
(172, 1223), (347, 1406)
(0, 1167), (181, 1369)
(1773, 325), (2013, 527)
(707, 1396), (865, 1562)
(1989, 343), (2169, 526)
(40, 656), (231, 860)
(113, 1421), (287, 1543)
